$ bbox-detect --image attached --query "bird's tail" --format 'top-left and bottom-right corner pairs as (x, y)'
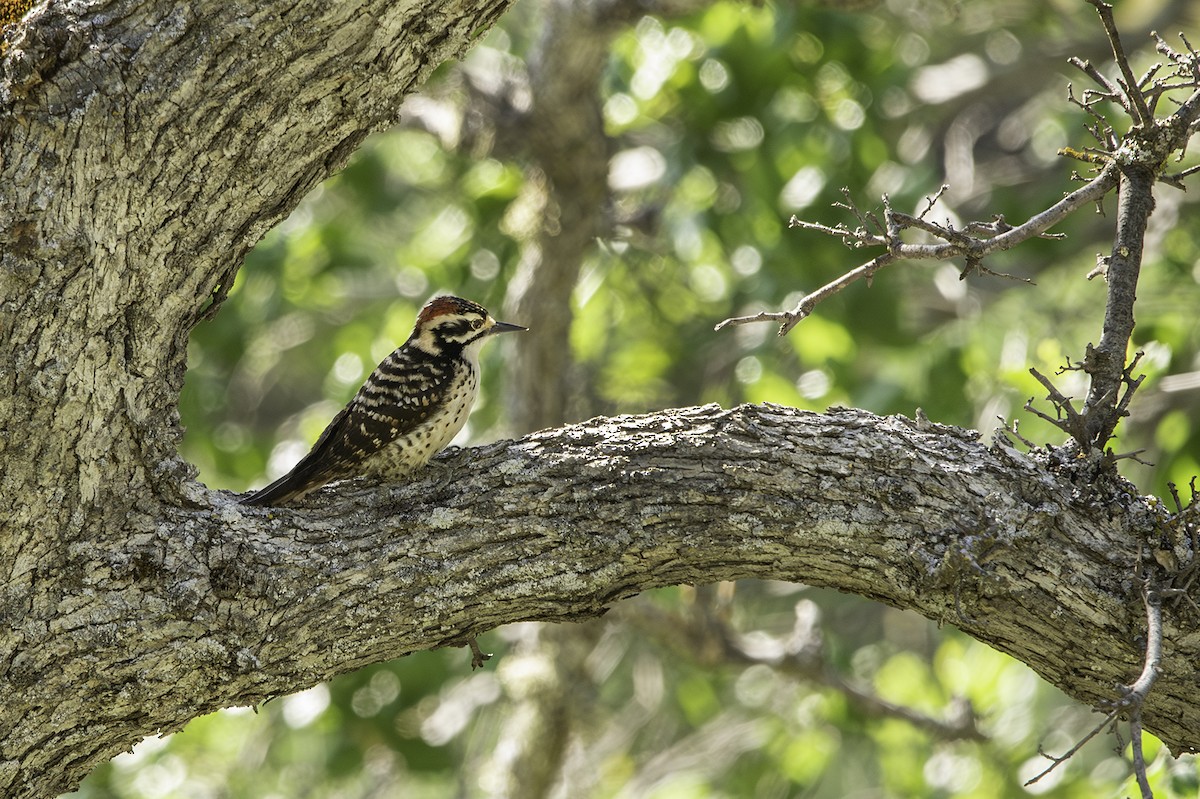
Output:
(240, 399), (355, 506)
(240, 461), (336, 506)
(241, 474), (309, 506)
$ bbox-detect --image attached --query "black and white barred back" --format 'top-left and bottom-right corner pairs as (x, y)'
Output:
(242, 296), (526, 506)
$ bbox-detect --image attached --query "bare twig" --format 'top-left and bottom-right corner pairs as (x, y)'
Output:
(963, 214), (1066, 241)
(1024, 367), (1089, 445)
(1154, 31), (1200, 83)
(890, 210), (972, 246)
(1129, 713), (1153, 798)
(714, 251), (898, 335)
(1026, 343), (1142, 459)
(1088, 253), (1110, 280)
(789, 214), (884, 248)
(1160, 162), (1200, 189)
(1025, 709), (1121, 786)
(1068, 55), (1127, 111)
(1027, 579), (1163, 792)
(996, 417), (1037, 450)
(1086, 0), (1153, 126)
(917, 184), (949, 220)
(836, 186), (886, 238)
(1137, 62), (1163, 92)
(1111, 350), (1146, 424)
(1167, 482), (1185, 514)
(1109, 448), (1151, 465)
(715, 165), (1119, 335)
(1187, 478), (1199, 554)
(1123, 582), (1164, 798)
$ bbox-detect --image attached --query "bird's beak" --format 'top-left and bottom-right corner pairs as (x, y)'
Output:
(488, 320), (528, 335)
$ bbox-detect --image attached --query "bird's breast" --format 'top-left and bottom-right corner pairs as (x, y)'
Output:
(360, 360), (480, 478)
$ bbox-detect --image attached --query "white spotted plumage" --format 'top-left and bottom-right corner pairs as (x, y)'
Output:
(242, 296), (525, 506)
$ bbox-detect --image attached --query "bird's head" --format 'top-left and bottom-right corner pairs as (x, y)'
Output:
(410, 295), (526, 356)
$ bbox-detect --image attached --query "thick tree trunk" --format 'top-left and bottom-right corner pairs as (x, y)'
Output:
(1, 3), (1195, 798)
(2, 1), (516, 795)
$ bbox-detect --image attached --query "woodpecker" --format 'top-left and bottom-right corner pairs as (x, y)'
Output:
(242, 295), (526, 506)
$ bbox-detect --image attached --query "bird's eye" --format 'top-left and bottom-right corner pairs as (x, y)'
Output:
(470, 319), (483, 330)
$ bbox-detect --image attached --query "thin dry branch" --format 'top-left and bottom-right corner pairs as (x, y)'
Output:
(1111, 351), (1146, 424)
(1059, 25), (1200, 451)
(715, 166), (1118, 336)
(1160, 162), (1200, 188)
(724, 7), (1200, 464)
(1026, 577), (1164, 792)
(1155, 31), (1200, 82)
(1086, 0), (1153, 125)
(1024, 366), (1088, 444)
(1068, 55), (1128, 112)
(1125, 583), (1165, 798)
(1025, 709), (1121, 787)
(1067, 82), (1119, 149)
(996, 416), (1038, 450)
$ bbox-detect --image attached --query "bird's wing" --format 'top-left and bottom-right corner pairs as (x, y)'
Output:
(241, 354), (456, 506)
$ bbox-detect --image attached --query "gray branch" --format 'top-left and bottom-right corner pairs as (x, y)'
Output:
(6, 403), (1200, 796)
(715, 166), (1119, 335)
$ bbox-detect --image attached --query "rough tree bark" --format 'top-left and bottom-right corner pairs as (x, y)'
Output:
(2, 3), (1197, 799)
(1, 1), (521, 795)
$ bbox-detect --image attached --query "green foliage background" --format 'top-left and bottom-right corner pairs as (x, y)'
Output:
(71, 0), (1200, 796)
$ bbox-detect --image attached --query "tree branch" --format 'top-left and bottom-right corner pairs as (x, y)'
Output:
(5, 403), (1200, 796)
(720, 9), (1200, 463)
(714, 167), (1118, 336)
(1024, 576), (1163, 793)
(1, 1), (518, 795)
(1086, 0), (1153, 126)
(1125, 582), (1164, 798)
(1073, 28), (1200, 448)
